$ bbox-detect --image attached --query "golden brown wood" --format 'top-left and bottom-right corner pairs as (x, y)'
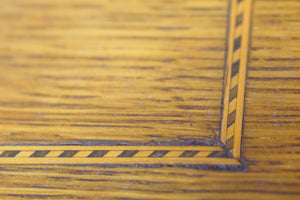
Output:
(0, 0), (227, 145)
(0, 0), (243, 166)
(0, 0), (250, 167)
(0, 0), (252, 166)
(0, 0), (299, 199)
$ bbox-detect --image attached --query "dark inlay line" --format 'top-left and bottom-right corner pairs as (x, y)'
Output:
(231, 60), (240, 77)
(30, 150), (50, 157)
(233, 36), (242, 51)
(149, 151), (169, 158)
(236, 13), (243, 27)
(59, 150), (78, 158)
(226, 136), (234, 150)
(87, 150), (108, 158)
(207, 151), (226, 158)
(179, 151), (199, 158)
(0, 151), (20, 157)
(227, 110), (236, 127)
(118, 150), (139, 158)
(229, 86), (238, 102)
(237, 0), (244, 3)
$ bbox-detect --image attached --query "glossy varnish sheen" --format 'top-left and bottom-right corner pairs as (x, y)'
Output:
(0, 0), (300, 199)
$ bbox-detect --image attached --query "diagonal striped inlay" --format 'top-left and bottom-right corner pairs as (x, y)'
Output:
(179, 151), (199, 158)
(30, 150), (50, 157)
(59, 150), (78, 158)
(88, 150), (109, 158)
(118, 150), (139, 157)
(233, 36), (242, 51)
(149, 150), (169, 158)
(227, 110), (236, 127)
(221, 0), (252, 159)
(229, 86), (239, 102)
(0, 146), (242, 165)
(231, 60), (240, 77)
(0, 151), (20, 157)
(207, 151), (227, 158)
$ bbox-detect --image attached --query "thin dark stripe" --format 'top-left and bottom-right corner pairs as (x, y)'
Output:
(59, 150), (78, 158)
(231, 60), (240, 77)
(118, 150), (139, 157)
(30, 151), (50, 157)
(229, 86), (238, 102)
(179, 151), (199, 158)
(0, 151), (20, 157)
(227, 110), (236, 127)
(149, 151), (169, 158)
(88, 150), (108, 158)
(207, 151), (226, 158)
(233, 36), (242, 51)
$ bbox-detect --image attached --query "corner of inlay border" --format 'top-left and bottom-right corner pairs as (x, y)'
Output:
(0, 0), (252, 166)
(220, 0), (252, 159)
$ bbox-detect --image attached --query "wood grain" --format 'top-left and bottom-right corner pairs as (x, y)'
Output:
(0, 0), (300, 199)
(0, 0), (251, 165)
(0, 0), (227, 145)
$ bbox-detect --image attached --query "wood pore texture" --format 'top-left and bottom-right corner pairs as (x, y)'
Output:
(0, 0), (227, 145)
(0, 0), (300, 200)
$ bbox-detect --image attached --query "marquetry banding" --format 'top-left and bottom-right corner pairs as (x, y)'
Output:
(0, 147), (241, 164)
(221, 0), (251, 159)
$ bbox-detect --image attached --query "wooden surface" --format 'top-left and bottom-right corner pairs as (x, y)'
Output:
(0, 0), (244, 166)
(0, 0), (300, 199)
(0, 0), (227, 145)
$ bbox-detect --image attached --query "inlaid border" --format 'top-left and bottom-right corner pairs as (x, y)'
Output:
(220, 0), (252, 159)
(0, 146), (240, 165)
(0, 0), (252, 166)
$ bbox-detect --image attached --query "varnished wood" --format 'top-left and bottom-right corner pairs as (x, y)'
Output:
(0, 0), (228, 146)
(0, 0), (252, 165)
(0, 0), (244, 166)
(0, 0), (299, 199)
